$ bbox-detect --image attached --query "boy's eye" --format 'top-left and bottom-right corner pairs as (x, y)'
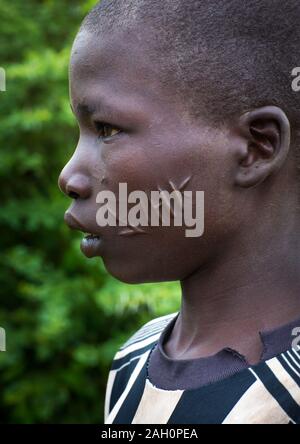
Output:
(95, 121), (121, 139)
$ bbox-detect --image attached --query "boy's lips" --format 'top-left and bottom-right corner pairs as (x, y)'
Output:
(80, 234), (103, 258)
(64, 211), (103, 258)
(64, 211), (87, 232)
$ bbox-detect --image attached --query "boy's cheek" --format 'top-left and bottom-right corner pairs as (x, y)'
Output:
(99, 144), (164, 193)
(96, 130), (232, 225)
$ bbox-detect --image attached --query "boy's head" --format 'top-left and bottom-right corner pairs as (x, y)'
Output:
(59, 0), (300, 284)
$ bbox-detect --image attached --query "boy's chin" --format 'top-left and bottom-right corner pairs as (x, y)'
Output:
(102, 259), (178, 285)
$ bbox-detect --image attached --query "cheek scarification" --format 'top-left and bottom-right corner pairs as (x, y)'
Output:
(114, 174), (193, 237)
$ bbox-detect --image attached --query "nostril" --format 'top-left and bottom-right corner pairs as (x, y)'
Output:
(63, 174), (92, 200)
(68, 190), (80, 200)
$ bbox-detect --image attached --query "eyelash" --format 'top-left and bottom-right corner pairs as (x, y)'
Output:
(94, 121), (122, 140)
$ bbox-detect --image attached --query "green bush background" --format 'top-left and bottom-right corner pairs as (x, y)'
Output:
(0, 0), (180, 423)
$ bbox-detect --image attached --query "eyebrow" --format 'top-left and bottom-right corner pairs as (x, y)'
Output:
(70, 96), (147, 127)
(74, 101), (121, 121)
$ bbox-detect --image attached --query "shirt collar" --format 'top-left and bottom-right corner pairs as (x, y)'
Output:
(147, 311), (300, 390)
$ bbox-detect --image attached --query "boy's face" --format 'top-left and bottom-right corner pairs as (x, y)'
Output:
(59, 28), (240, 284)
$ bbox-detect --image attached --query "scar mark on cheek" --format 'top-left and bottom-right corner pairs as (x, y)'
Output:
(151, 174), (193, 224)
(119, 226), (147, 236)
(104, 205), (147, 237)
(173, 175), (192, 192)
(157, 185), (175, 218)
(116, 175), (192, 237)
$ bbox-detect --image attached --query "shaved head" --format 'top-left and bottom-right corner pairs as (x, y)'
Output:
(81, 0), (300, 163)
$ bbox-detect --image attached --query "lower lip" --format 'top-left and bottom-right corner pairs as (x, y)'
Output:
(80, 235), (103, 258)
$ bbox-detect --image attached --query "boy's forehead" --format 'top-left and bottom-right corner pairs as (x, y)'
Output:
(70, 30), (196, 124)
(69, 28), (193, 121)
(71, 30), (122, 81)
(71, 29), (156, 87)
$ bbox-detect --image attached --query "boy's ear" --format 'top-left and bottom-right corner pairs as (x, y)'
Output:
(234, 106), (291, 188)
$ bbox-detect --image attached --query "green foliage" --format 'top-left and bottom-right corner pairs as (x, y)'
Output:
(0, 0), (180, 423)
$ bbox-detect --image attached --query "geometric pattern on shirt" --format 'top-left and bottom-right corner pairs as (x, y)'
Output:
(104, 312), (300, 424)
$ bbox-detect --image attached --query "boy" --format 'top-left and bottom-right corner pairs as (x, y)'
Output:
(58, 0), (300, 424)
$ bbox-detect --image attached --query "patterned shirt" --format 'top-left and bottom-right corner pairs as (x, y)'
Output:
(104, 312), (300, 424)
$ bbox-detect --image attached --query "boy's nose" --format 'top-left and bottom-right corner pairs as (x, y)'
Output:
(58, 169), (92, 200)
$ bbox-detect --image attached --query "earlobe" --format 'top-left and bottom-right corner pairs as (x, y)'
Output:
(235, 106), (291, 188)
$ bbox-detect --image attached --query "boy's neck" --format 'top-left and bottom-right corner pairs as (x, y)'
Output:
(173, 218), (300, 365)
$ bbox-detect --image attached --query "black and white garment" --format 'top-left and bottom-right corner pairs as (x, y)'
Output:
(104, 312), (300, 424)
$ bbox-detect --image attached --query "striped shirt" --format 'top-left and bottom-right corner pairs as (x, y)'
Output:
(104, 312), (300, 424)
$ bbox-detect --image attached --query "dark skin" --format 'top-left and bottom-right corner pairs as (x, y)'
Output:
(58, 28), (300, 365)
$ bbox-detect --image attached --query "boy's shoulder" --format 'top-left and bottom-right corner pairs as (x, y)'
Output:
(118, 311), (179, 353)
(104, 311), (179, 422)
(109, 310), (179, 371)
